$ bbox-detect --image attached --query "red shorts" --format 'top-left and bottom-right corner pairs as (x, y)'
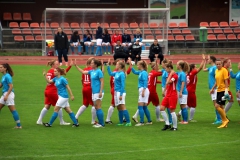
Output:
(229, 91), (234, 101)
(187, 92), (196, 107)
(111, 87), (115, 105)
(161, 95), (177, 110)
(82, 87), (93, 106)
(148, 92), (160, 106)
(44, 91), (58, 106)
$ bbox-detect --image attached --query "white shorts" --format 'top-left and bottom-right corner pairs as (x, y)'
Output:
(122, 43), (132, 46)
(102, 42), (110, 46)
(0, 92), (15, 106)
(92, 93), (104, 101)
(211, 89), (217, 101)
(56, 96), (69, 108)
(138, 88), (150, 103)
(178, 92), (188, 104)
(114, 91), (126, 106)
(72, 42), (79, 47)
(237, 91), (240, 101)
(96, 39), (102, 46)
(84, 41), (92, 46)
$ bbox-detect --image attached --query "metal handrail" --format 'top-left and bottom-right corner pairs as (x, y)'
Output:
(0, 21), (3, 49)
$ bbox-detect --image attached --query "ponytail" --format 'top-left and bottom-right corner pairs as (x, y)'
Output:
(189, 64), (195, 73)
(47, 60), (57, 67)
(1, 63), (14, 77)
(56, 67), (66, 75)
(166, 61), (173, 69)
(177, 60), (189, 73)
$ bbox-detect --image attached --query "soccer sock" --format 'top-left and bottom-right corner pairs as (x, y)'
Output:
(215, 109), (221, 121)
(224, 102), (233, 113)
(123, 110), (130, 123)
(91, 46), (94, 53)
(133, 110), (139, 118)
(182, 107), (188, 122)
(85, 45), (89, 53)
(11, 110), (21, 127)
(58, 108), (64, 123)
(75, 105), (87, 119)
(216, 107), (228, 121)
(91, 106), (96, 123)
(167, 108), (172, 124)
(96, 109), (104, 126)
(118, 110), (124, 124)
(106, 105), (114, 121)
(178, 110), (182, 115)
(49, 112), (58, 125)
(37, 107), (48, 122)
(160, 111), (169, 125)
(138, 106), (144, 123)
(69, 112), (78, 124)
(189, 107), (196, 120)
(107, 45), (111, 52)
(171, 112), (177, 128)
(155, 106), (160, 120)
(143, 106), (151, 122)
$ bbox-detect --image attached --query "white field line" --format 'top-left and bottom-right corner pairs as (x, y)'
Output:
(0, 140), (239, 159)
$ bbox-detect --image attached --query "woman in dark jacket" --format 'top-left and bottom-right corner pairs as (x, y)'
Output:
(70, 31), (82, 55)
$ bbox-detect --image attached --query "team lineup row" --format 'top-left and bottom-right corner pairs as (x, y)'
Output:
(0, 55), (240, 130)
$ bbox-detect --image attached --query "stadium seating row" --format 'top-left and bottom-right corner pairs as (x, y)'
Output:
(200, 21), (239, 28)
(3, 12), (32, 21)
(207, 34), (240, 41)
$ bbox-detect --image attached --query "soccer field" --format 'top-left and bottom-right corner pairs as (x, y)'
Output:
(0, 64), (239, 160)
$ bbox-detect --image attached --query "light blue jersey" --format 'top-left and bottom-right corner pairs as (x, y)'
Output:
(107, 66), (125, 95)
(88, 69), (104, 94)
(176, 71), (188, 95)
(1, 73), (14, 93)
(207, 65), (217, 89)
(52, 76), (68, 98)
(161, 69), (168, 88)
(230, 70), (240, 91)
(132, 68), (148, 89)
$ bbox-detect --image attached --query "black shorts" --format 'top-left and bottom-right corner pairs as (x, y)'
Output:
(216, 91), (226, 106)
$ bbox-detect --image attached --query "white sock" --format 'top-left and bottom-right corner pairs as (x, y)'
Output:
(133, 110), (139, 118)
(189, 107), (196, 120)
(171, 112), (177, 128)
(58, 108), (64, 123)
(91, 106), (96, 123)
(224, 102), (233, 113)
(75, 105), (87, 119)
(178, 110), (182, 115)
(37, 107), (48, 122)
(155, 106), (160, 120)
(160, 111), (169, 125)
(106, 106), (114, 121)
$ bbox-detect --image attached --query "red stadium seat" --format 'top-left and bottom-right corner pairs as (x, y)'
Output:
(120, 23), (129, 29)
(154, 30), (162, 34)
(67, 35), (71, 40)
(70, 22), (80, 29)
(80, 23), (90, 29)
(229, 21), (239, 28)
(90, 23), (97, 29)
(40, 22), (50, 28)
(178, 22), (188, 28)
(223, 28), (233, 34)
(143, 30), (152, 35)
(101, 23), (109, 29)
(213, 28), (223, 34)
(156, 35), (163, 39)
(237, 34), (240, 40)
(185, 35), (195, 41)
(227, 34), (237, 41)
(181, 28), (191, 34)
(175, 35), (185, 41)
(60, 22), (70, 29)
(168, 35), (175, 42)
(41, 29), (52, 35)
(63, 29), (72, 35)
(25, 35), (35, 42)
(14, 36), (24, 42)
(149, 23), (158, 29)
(32, 28), (42, 35)
(139, 23), (149, 29)
(46, 35), (54, 40)
(20, 22), (29, 28)
(12, 28), (22, 35)
(168, 22), (178, 28)
(159, 22), (167, 28)
(22, 28), (32, 35)
(13, 13), (22, 21)
(200, 22), (209, 27)
(23, 13), (32, 21)
(209, 22), (219, 28)
(163, 30), (172, 35)
(207, 34), (217, 41)
(9, 22), (19, 28)
(30, 22), (40, 28)
(129, 23), (139, 29)
(145, 35), (154, 39)
(3, 12), (12, 21)
(217, 34), (227, 41)
(35, 35), (43, 42)
(233, 28), (240, 34)
(50, 22), (60, 29)
(207, 29), (213, 34)
(110, 23), (119, 29)
(219, 22), (229, 28)
(172, 29), (181, 34)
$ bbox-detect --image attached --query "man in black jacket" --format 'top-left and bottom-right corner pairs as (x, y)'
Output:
(129, 39), (141, 64)
(113, 40), (128, 62)
(54, 27), (69, 66)
(149, 39), (164, 64)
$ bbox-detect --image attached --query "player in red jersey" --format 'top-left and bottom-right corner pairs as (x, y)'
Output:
(105, 58), (132, 124)
(36, 60), (72, 125)
(160, 61), (178, 131)
(75, 57), (97, 124)
(222, 58), (234, 115)
(186, 54), (205, 122)
(132, 58), (162, 122)
(112, 30), (122, 50)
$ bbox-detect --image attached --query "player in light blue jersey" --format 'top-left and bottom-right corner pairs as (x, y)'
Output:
(74, 59), (105, 128)
(131, 60), (152, 126)
(43, 67), (79, 127)
(107, 59), (131, 126)
(176, 60), (189, 124)
(0, 63), (21, 129)
(230, 62), (240, 106)
(203, 55), (221, 124)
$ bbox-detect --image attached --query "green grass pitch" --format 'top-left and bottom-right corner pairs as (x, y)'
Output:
(0, 64), (240, 160)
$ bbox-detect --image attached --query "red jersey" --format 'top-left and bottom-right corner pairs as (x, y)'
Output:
(165, 73), (178, 97)
(112, 34), (122, 44)
(223, 67), (231, 86)
(82, 67), (92, 88)
(148, 70), (162, 92)
(110, 66), (132, 89)
(187, 69), (198, 92)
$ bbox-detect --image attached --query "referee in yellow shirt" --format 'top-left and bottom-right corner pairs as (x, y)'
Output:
(210, 59), (230, 128)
